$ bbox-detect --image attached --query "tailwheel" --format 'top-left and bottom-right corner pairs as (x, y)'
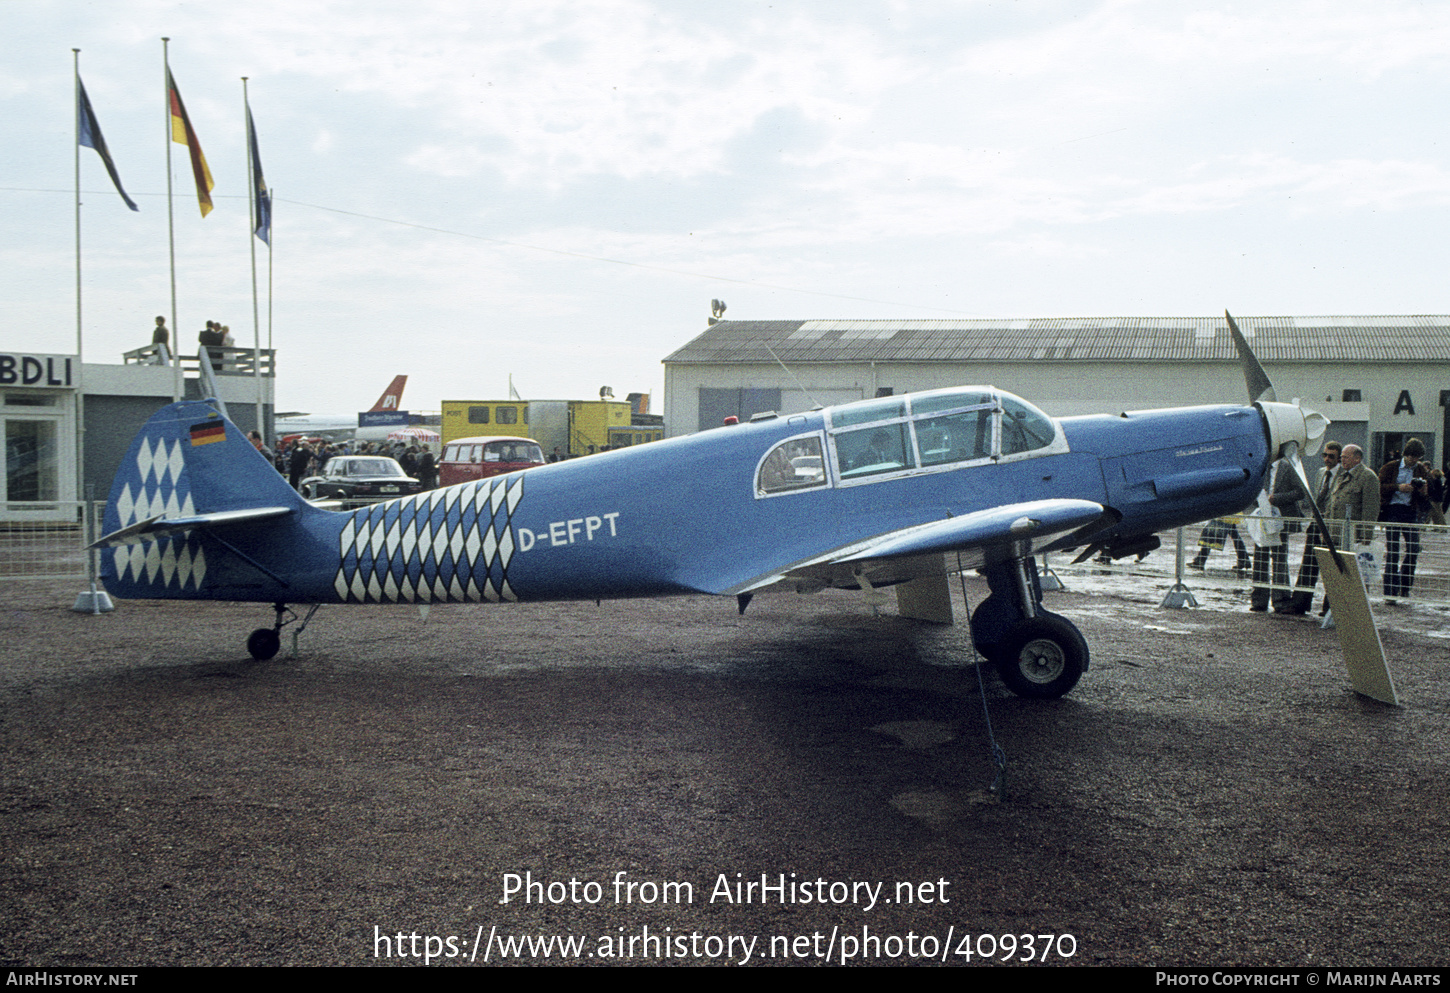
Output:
(247, 627), (282, 661)
(995, 614), (1088, 699)
(244, 601), (317, 661)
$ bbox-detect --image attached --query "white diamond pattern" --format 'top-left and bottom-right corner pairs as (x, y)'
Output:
(108, 426), (210, 592)
(116, 484), (135, 527)
(331, 476), (527, 604)
(167, 438), (185, 481)
(135, 437), (153, 486)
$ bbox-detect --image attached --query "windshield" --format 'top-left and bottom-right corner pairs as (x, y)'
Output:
(341, 459), (405, 477)
(484, 441), (545, 463)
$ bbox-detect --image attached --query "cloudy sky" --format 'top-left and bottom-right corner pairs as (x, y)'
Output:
(5, 1), (1449, 416)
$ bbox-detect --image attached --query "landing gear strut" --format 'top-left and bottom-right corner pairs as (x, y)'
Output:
(246, 602), (321, 661)
(970, 557), (1088, 699)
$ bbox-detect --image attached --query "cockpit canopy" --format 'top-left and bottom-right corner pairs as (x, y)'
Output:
(756, 387), (1065, 497)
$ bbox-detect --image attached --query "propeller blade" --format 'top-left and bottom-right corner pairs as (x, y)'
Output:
(1228, 309), (1341, 572)
(1225, 310), (1276, 404)
(1282, 443), (1347, 575)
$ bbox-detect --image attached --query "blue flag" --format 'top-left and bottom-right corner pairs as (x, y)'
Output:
(247, 105), (271, 244)
(77, 76), (138, 212)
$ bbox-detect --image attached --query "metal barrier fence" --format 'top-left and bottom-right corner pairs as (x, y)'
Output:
(7, 500), (1449, 612)
(0, 502), (95, 582)
(1045, 515), (1450, 609)
(0, 497), (391, 587)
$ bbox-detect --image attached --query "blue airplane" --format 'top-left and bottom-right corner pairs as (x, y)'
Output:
(94, 314), (1327, 698)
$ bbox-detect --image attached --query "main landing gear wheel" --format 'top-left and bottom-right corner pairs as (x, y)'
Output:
(247, 627), (281, 661)
(995, 614), (1087, 699)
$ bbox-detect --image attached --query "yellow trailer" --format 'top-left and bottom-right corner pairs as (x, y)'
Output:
(440, 401), (530, 445)
(568, 400), (632, 456)
(441, 399), (644, 457)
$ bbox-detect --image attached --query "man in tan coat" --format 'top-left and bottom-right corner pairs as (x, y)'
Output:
(1328, 444), (1380, 545)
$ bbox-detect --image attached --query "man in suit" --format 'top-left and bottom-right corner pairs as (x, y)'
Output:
(150, 315), (171, 364)
(1281, 443), (1378, 616)
(198, 320), (225, 373)
(1279, 442), (1341, 615)
(288, 441), (313, 492)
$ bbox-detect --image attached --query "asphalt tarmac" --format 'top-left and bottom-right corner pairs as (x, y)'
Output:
(1, 576), (1447, 967)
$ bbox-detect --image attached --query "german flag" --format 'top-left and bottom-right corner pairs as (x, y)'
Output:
(167, 69), (214, 217)
(189, 421), (226, 447)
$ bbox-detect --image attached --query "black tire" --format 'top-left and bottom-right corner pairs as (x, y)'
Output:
(247, 628), (281, 661)
(995, 614), (1087, 699)
(303, 483), (318, 499)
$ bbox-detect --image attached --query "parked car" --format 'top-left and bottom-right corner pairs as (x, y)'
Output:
(300, 456), (423, 501)
(439, 436), (547, 487)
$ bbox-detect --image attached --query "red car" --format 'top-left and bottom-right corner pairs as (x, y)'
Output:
(439, 436), (547, 486)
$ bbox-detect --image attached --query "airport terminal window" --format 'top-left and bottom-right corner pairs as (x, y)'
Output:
(468, 406), (490, 424)
(999, 395), (1056, 456)
(497, 406), (518, 425)
(757, 436), (827, 496)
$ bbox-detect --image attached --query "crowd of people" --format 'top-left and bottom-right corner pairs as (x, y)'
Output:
(146, 316), (237, 370)
(1239, 438), (1447, 615)
(271, 437), (439, 491)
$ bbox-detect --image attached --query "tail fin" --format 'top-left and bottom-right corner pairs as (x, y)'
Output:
(369, 375), (407, 412)
(100, 400), (307, 597)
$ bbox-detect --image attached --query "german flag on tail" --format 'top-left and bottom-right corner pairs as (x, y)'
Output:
(189, 420), (226, 447)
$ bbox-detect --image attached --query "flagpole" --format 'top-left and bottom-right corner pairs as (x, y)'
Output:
(267, 186), (274, 442)
(267, 186), (274, 361)
(244, 77), (262, 439)
(163, 38), (180, 403)
(72, 50), (87, 512)
(73, 50), (82, 362)
(72, 49), (105, 612)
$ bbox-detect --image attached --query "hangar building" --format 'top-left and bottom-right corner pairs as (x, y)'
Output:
(662, 315), (1450, 471)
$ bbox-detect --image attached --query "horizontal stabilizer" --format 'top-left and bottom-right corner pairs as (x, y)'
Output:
(92, 506), (295, 548)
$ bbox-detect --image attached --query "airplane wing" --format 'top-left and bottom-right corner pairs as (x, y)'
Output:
(727, 498), (1113, 595)
(90, 506), (295, 548)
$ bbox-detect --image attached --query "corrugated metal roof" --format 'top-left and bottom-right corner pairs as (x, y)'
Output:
(662, 316), (1450, 364)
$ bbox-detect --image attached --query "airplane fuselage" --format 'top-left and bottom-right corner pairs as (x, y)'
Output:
(102, 392), (1273, 606)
